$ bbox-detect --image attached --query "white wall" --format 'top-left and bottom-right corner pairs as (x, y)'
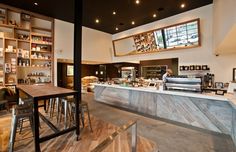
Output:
(82, 27), (113, 63)
(213, 0), (236, 53)
(53, 19), (113, 85)
(112, 5), (236, 82)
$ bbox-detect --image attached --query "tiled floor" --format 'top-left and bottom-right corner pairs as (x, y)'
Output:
(83, 93), (236, 152)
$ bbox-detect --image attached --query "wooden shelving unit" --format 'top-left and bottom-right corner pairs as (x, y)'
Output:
(0, 4), (54, 86)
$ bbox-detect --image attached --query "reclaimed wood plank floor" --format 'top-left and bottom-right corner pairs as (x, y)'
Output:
(0, 110), (157, 152)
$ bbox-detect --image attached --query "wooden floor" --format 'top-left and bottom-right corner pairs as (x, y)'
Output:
(0, 110), (157, 152)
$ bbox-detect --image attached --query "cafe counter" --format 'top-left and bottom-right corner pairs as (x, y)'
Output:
(94, 83), (236, 145)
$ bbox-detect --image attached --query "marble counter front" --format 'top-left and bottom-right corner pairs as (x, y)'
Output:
(94, 84), (236, 146)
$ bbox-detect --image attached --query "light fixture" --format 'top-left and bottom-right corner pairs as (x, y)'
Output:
(95, 19), (100, 23)
(113, 11), (116, 15)
(34, 2), (38, 6)
(131, 21), (135, 25)
(135, 0), (140, 4)
(115, 27), (119, 31)
(180, 3), (185, 8)
(153, 13), (157, 18)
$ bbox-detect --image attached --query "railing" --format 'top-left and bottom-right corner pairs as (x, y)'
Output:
(91, 121), (137, 152)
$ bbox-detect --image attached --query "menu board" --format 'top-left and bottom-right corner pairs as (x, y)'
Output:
(113, 19), (200, 56)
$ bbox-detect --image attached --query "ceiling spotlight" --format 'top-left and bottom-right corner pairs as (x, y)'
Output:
(135, 0), (140, 4)
(34, 2), (38, 6)
(113, 11), (116, 15)
(131, 21), (135, 25)
(180, 3), (185, 8)
(115, 27), (119, 31)
(153, 13), (157, 18)
(95, 19), (100, 23)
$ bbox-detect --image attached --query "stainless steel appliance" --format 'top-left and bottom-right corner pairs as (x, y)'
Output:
(165, 77), (202, 92)
(121, 67), (136, 81)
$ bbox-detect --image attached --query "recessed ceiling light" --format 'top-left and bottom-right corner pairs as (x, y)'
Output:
(131, 21), (135, 25)
(153, 13), (157, 18)
(95, 19), (100, 23)
(135, 0), (140, 4)
(34, 2), (38, 6)
(180, 3), (185, 8)
(113, 11), (116, 15)
(115, 27), (119, 31)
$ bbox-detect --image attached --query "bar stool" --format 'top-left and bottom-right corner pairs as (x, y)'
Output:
(8, 103), (34, 152)
(80, 101), (93, 132)
(58, 97), (74, 129)
(48, 98), (60, 118)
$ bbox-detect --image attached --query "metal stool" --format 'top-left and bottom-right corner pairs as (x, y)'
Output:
(58, 97), (74, 129)
(8, 103), (34, 152)
(48, 98), (60, 118)
(80, 101), (93, 132)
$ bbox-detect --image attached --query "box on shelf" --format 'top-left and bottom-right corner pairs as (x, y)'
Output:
(0, 48), (3, 56)
(5, 63), (11, 73)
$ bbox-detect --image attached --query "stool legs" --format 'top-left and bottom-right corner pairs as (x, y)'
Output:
(79, 102), (93, 132)
(9, 115), (17, 152)
(86, 105), (93, 132)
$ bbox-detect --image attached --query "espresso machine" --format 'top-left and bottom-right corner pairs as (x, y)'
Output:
(203, 73), (215, 88)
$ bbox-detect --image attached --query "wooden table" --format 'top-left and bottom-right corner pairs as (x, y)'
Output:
(17, 84), (79, 152)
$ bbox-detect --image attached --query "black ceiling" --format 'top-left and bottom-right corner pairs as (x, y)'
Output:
(1, 0), (213, 34)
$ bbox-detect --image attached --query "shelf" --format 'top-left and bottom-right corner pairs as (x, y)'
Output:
(31, 58), (51, 61)
(5, 37), (16, 41)
(5, 83), (17, 86)
(14, 27), (30, 32)
(5, 51), (17, 54)
(5, 72), (16, 74)
(31, 32), (51, 37)
(17, 57), (30, 59)
(31, 50), (51, 53)
(31, 26), (52, 32)
(17, 66), (51, 69)
(31, 66), (51, 69)
(0, 24), (14, 28)
(17, 39), (30, 43)
(31, 41), (52, 45)
(27, 75), (50, 77)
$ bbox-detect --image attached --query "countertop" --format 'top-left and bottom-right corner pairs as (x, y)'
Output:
(94, 83), (236, 108)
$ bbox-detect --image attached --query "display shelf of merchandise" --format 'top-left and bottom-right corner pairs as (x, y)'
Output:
(0, 3), (54, 86)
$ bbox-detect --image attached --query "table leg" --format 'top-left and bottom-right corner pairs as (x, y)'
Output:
(44, 100), (47, 112)
(75, 94), (80, 140)
(33, 99), (41, 152)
